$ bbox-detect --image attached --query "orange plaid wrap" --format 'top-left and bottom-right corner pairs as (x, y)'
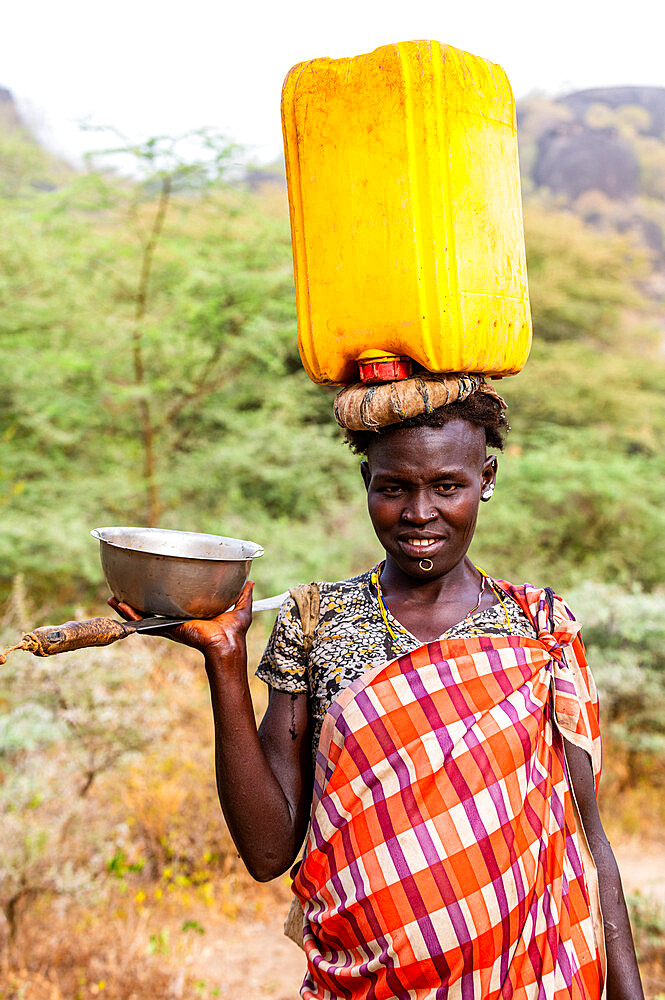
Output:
(293, 585), (604, 999)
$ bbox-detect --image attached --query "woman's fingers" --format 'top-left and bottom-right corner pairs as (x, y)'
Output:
(163, 582), (256, 652)
(227, 580), (255, 631)
(106, 582), (255, 657)
(160, 621), (200, 645)
(107, 597), (143, 622)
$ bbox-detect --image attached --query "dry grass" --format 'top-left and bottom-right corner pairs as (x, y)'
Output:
(1, 864), (297, 1000)
(3, 905), (187, 999)
(0, 632), (298, 1000)
(599, 736), (665, 843)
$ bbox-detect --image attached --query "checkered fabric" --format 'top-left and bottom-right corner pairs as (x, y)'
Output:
(293, 585), (604, 1000)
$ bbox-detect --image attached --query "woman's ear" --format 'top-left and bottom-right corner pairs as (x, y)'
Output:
(360, 461), (371, 492)
(480, 455), (498, 502)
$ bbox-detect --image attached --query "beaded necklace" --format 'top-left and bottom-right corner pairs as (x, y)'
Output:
(370, 562), (512, 642)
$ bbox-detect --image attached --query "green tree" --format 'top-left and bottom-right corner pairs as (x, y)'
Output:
(0, 134), (365, 606)
(1, 127), (665, 609)
(524, 203), (644, 344)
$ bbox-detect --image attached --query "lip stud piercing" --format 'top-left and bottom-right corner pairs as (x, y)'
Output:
(419, 558), (434, 571)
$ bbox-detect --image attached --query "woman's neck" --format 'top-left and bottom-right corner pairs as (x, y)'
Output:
(376, 556), (496, 643)
(379, 555), (480, 604)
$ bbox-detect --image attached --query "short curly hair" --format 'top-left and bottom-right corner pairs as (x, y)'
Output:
(344, 390), (510, 456)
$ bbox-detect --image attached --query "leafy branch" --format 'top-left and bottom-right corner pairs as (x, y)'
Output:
(82, 129), (239, 524)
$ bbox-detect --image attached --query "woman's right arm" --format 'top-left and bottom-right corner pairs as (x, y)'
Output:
(112, 582), (313, 882)
(205, 643), (313, 882)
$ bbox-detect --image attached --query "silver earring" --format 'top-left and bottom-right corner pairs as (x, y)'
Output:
(481, 485), (494, 501)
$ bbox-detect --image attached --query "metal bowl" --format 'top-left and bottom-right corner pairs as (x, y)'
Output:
(91, 526), (264, 618)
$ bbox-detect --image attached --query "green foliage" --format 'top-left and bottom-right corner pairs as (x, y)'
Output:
(182, 920), (206, 934)
(461, 196), (665, 593)
(627, 893), (665, 964)
(106, 849), (145, 878)
(566, 582), (665, 760)
(0, 124), (393, 609)
(503, 340), (665, 452)
(0, 125), (664, 612)
(473, 439), (665, 591)
(524, 204), (643, 343)
(147, 928), (170, 955)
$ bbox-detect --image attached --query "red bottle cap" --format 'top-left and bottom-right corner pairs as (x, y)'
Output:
(357, 356), (413, 383)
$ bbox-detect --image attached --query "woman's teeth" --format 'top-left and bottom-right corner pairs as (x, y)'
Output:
(407, 538), (437, 548)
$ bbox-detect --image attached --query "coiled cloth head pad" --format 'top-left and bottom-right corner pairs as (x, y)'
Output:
(333, 373), (505, 431)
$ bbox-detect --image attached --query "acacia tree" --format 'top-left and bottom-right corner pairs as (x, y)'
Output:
(0, 128), (360, 605)
(83, 129), (240, 526)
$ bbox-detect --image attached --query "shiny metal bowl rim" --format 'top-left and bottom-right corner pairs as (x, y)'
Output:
(90, 526), (264, 562)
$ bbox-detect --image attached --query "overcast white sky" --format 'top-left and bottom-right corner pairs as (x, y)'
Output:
(3, 0), (665, 165)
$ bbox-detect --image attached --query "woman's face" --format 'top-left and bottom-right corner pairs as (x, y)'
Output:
(361, 420), (497, 580)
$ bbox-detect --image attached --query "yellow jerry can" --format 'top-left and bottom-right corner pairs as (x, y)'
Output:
(282, 40), (532, 385)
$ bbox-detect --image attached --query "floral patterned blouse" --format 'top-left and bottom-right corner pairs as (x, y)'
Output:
(256, 567), (536, 765)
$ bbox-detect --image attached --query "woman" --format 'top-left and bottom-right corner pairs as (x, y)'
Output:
(113, 389), (643, 999)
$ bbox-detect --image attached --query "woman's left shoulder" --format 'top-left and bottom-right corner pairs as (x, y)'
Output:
(492, 579), (579, 629)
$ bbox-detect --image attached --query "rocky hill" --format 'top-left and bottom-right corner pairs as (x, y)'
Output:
(561, 87), (665, 138)
(0, 86), (24, 131)
(519, 86), (665, 265)
(0, 87), (74, 193)
(3, 78), (665, 262)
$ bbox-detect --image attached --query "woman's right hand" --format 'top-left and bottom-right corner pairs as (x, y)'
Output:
(110, 581), (310, 881)
(108, 580), (254, 666)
